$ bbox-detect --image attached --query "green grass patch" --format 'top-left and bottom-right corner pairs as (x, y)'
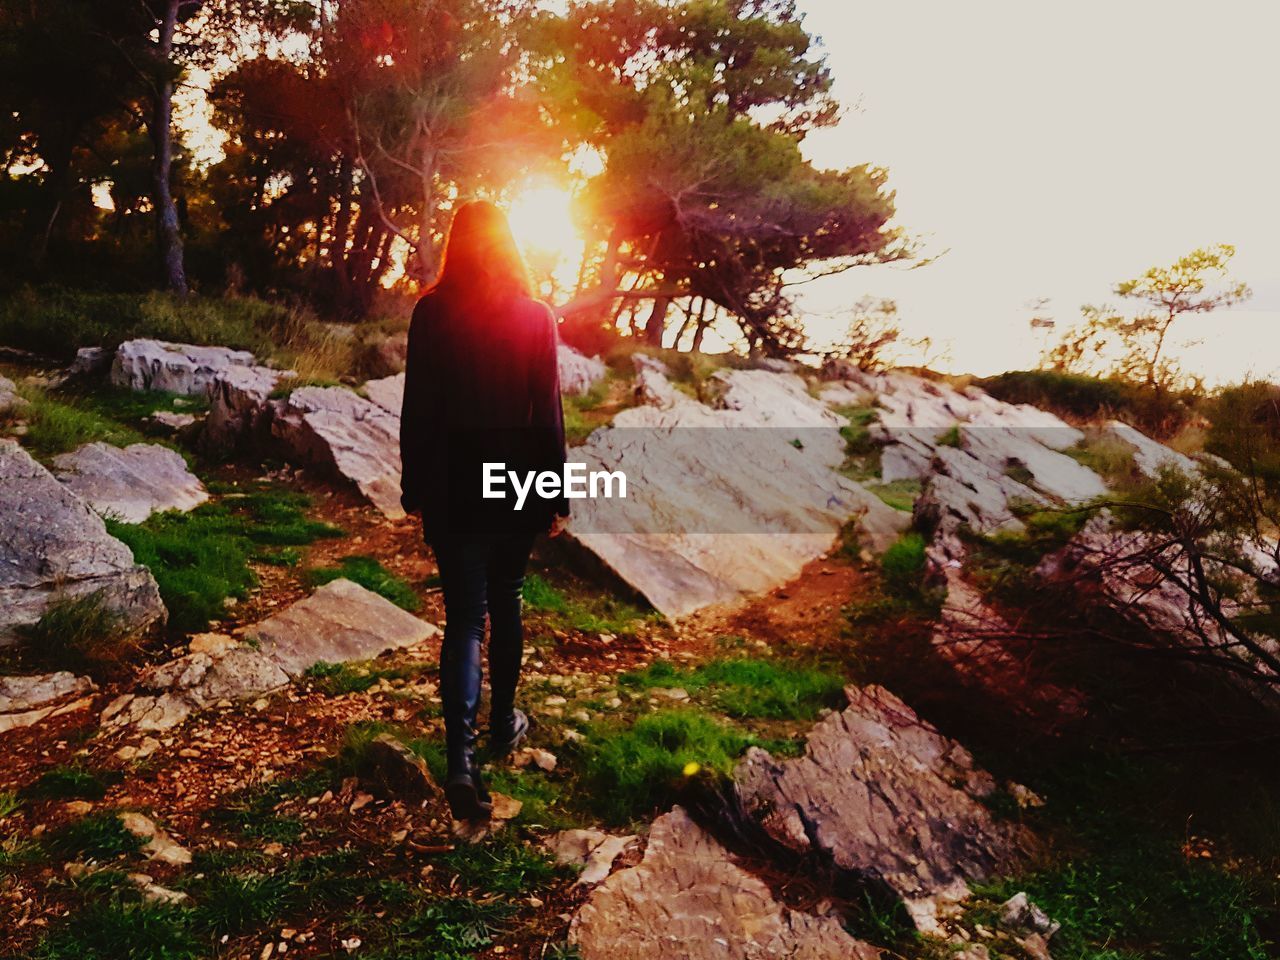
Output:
(936, 424), (963, 448)
(304, 555), (421, 611)
(433, 834), (565, 896)
(865, 477), (921, 512)
(0, 790), (21, 818)
(8, 386), (147, 457)
(563, 378), (613, 445)
(25, 764), (120, 801)
(27, 898), (203, 960)
(1067, 432), (1141, 486)
(16, 591), (143, 676)
(578, 708), (761, 825)
(44, 812), (145, 861)
(208, 769), (330, 843)
(364, 898), (515, 960)
(618, 657), (845, 721)
(522, 573), (655, 635)
(303, 660), (430, 697)
(108, 484), (342, 633)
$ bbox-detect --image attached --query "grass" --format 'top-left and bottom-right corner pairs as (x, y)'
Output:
(7, 386), (147, 457)
(16, 592), (142, 676)
(364, 898), (515, 960)
(578, 708), (761, 825)
(43, 812), (146, 861)
(28, 899), (203, 960)
(107, 484), (343, 633)
(303, 660), (430, 696)
(0, 791), (21, 818)
(846, 530), (945, 625)
(25, 764), (120, 801)
(1068, 432), (1141, 486)
(936, 424), (963, 448)
(522, 572), (655, 635)
(434, 834), (565, 896)
(618, 657), (846, 721)
(208, 769), (330, 843)
(304, 555), (421, 611)
(563, 378), (613, 445)
(866, 477), (921, 511)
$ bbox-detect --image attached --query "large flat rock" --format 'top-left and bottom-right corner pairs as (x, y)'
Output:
(203, 365), (291, 451)
(1, 671), (97, 735)
(270, 386), (404, 519)
(52, 442), (207, 523)
(568, 368), (907, 617)
(735, 684), (1032, 933)
(247, 578), (436, 676)
(0, 440), (166, 644)
(570, 807), (879, 960)
(112, 339), (258, 396)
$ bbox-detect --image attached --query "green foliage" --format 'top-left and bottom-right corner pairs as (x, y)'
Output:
(1067, 433), (1139, 485)
(866, 478), (921, 512)
(304, 555), (421, 611)
(0, 790), (21, 818)
(366, 898), (515, 960)
(8, 387), (146, 457)
(1206, 381), (1280, 496)
(522, 573), (655, 635)
(208, 769), (330, 843)
(108, 485), (342, 633)
(982, 369), (1151, 423)
(579, 708), (758, 824)
(26, 764), (119, 801)
(434, 835), (564, 897)
(304, 659), (430, 697)
(44, 812), (145, 861)
(28, 899), (202, 960)
(935, 424), (962, 448)
(880, 531), (929, 594)
(188, 871), (285, 938)
(618, 657), (845, 721)
(17, 592), (141, 675)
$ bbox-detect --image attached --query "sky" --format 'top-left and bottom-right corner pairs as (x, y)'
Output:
(791, 0), (1280, 382)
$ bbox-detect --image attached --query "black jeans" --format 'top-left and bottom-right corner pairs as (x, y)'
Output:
(429, 530), (535, 774)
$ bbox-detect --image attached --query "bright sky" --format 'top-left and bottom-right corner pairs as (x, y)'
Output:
(793, 0), (1280, 383)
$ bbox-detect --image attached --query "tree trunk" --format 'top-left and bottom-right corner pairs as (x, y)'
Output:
(644, 294), (671, 346)
(151, 0), (188, 295)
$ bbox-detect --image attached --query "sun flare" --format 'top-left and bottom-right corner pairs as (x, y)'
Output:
(506, 182), (583, 267)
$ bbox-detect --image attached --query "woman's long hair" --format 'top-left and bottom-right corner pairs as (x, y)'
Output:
(429, 200), (532, 304)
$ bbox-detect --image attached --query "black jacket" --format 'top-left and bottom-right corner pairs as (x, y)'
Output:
(399, 291), (568, 538)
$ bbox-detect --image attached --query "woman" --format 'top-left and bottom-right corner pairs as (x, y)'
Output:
(400, 201), (568, 822)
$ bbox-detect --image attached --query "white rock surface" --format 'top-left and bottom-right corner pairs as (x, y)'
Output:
(112, 339), (258, 396)
(246, 578), (437, 676)
(559, 344), (607, 396)
(203, 364), (290, 451)
(548, 828), (638, 886)
(0, 440), (165, 644)
(1101, 419), (1196, 477)
(570, 807), (879, 960)
(269, 386), (404, 519)
(0, 373), (24, 416)
(52, 442), (207, 523)
(363, 373), (404, 415)
(569, 368), (907, 617)
(0, 671), (97, 735)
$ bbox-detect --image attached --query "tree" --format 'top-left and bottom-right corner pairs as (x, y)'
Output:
(542, 0), (910, 354)
(1043, 245), (1251, 394)
(835, 297), (935, 372)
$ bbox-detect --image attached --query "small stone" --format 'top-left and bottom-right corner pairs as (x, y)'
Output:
(64, 801), (94, 817)
(349, 792), (374, 813)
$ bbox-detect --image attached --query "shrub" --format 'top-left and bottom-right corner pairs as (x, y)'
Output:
(579, 708), (757, 824)
(880, 531), (929, 595)
(17, 592), (143, 676)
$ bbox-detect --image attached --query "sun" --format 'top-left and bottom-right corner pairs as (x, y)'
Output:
(506, 181), (583, 274)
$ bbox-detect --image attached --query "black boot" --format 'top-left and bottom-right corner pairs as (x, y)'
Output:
(441, 607), (493, 822)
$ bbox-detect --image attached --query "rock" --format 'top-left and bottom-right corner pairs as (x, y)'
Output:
(559, 344), (607, 396)
(51, 442), (208, 523)
(370, 332), (409, 376)
(568, 368), (907, 617)
(68, 346), (113, 378)
(1101, 419), (1196, 477)
(101, 644), (290, 733)
(112, 339), (258, 396)
(0, 695), (96, 734)
(0, 374), (25, 416)
(363, 733), (438, 801)
(0, 672), (96, 713)
(203, 364), (291, 452)
(0, 440), (166, 644)
(734, 685), (1031, 933)
(146, 410), (197, 432)
(362, 373), (404, 415)
(512, 746), (557, 772)
(127, 873), (189, 905)
(999, 892), (1060, 938)
(118, 811), (192, 866)
(548, 828), (637, 886)
(246, 578), (437, 676)
(569, 807), (879, 960)
(65, 801), (94, 816)
(269, 386), (404, 519)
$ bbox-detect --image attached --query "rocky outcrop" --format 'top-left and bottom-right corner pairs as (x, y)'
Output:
(548, 829), (639, 887)
(363, 373), (404, 415)
(0, 440), (166, 644)
(0, 671), (97, 735)
(68, 346), (113, 378)
(559, 344), (607, 396)
(568, 367), (907, 617)
(269, 386), (404, 519)
(111, 339), (259, 396)
(0, 373), (24, 416)
(570, 807), (880, 960)
(734, 685), (1032, 933)
(203, 364), (290, 452)
(246, 577), (437, 676)
(51, 442), (208, 523)
(1100, 419), (1196, 477)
